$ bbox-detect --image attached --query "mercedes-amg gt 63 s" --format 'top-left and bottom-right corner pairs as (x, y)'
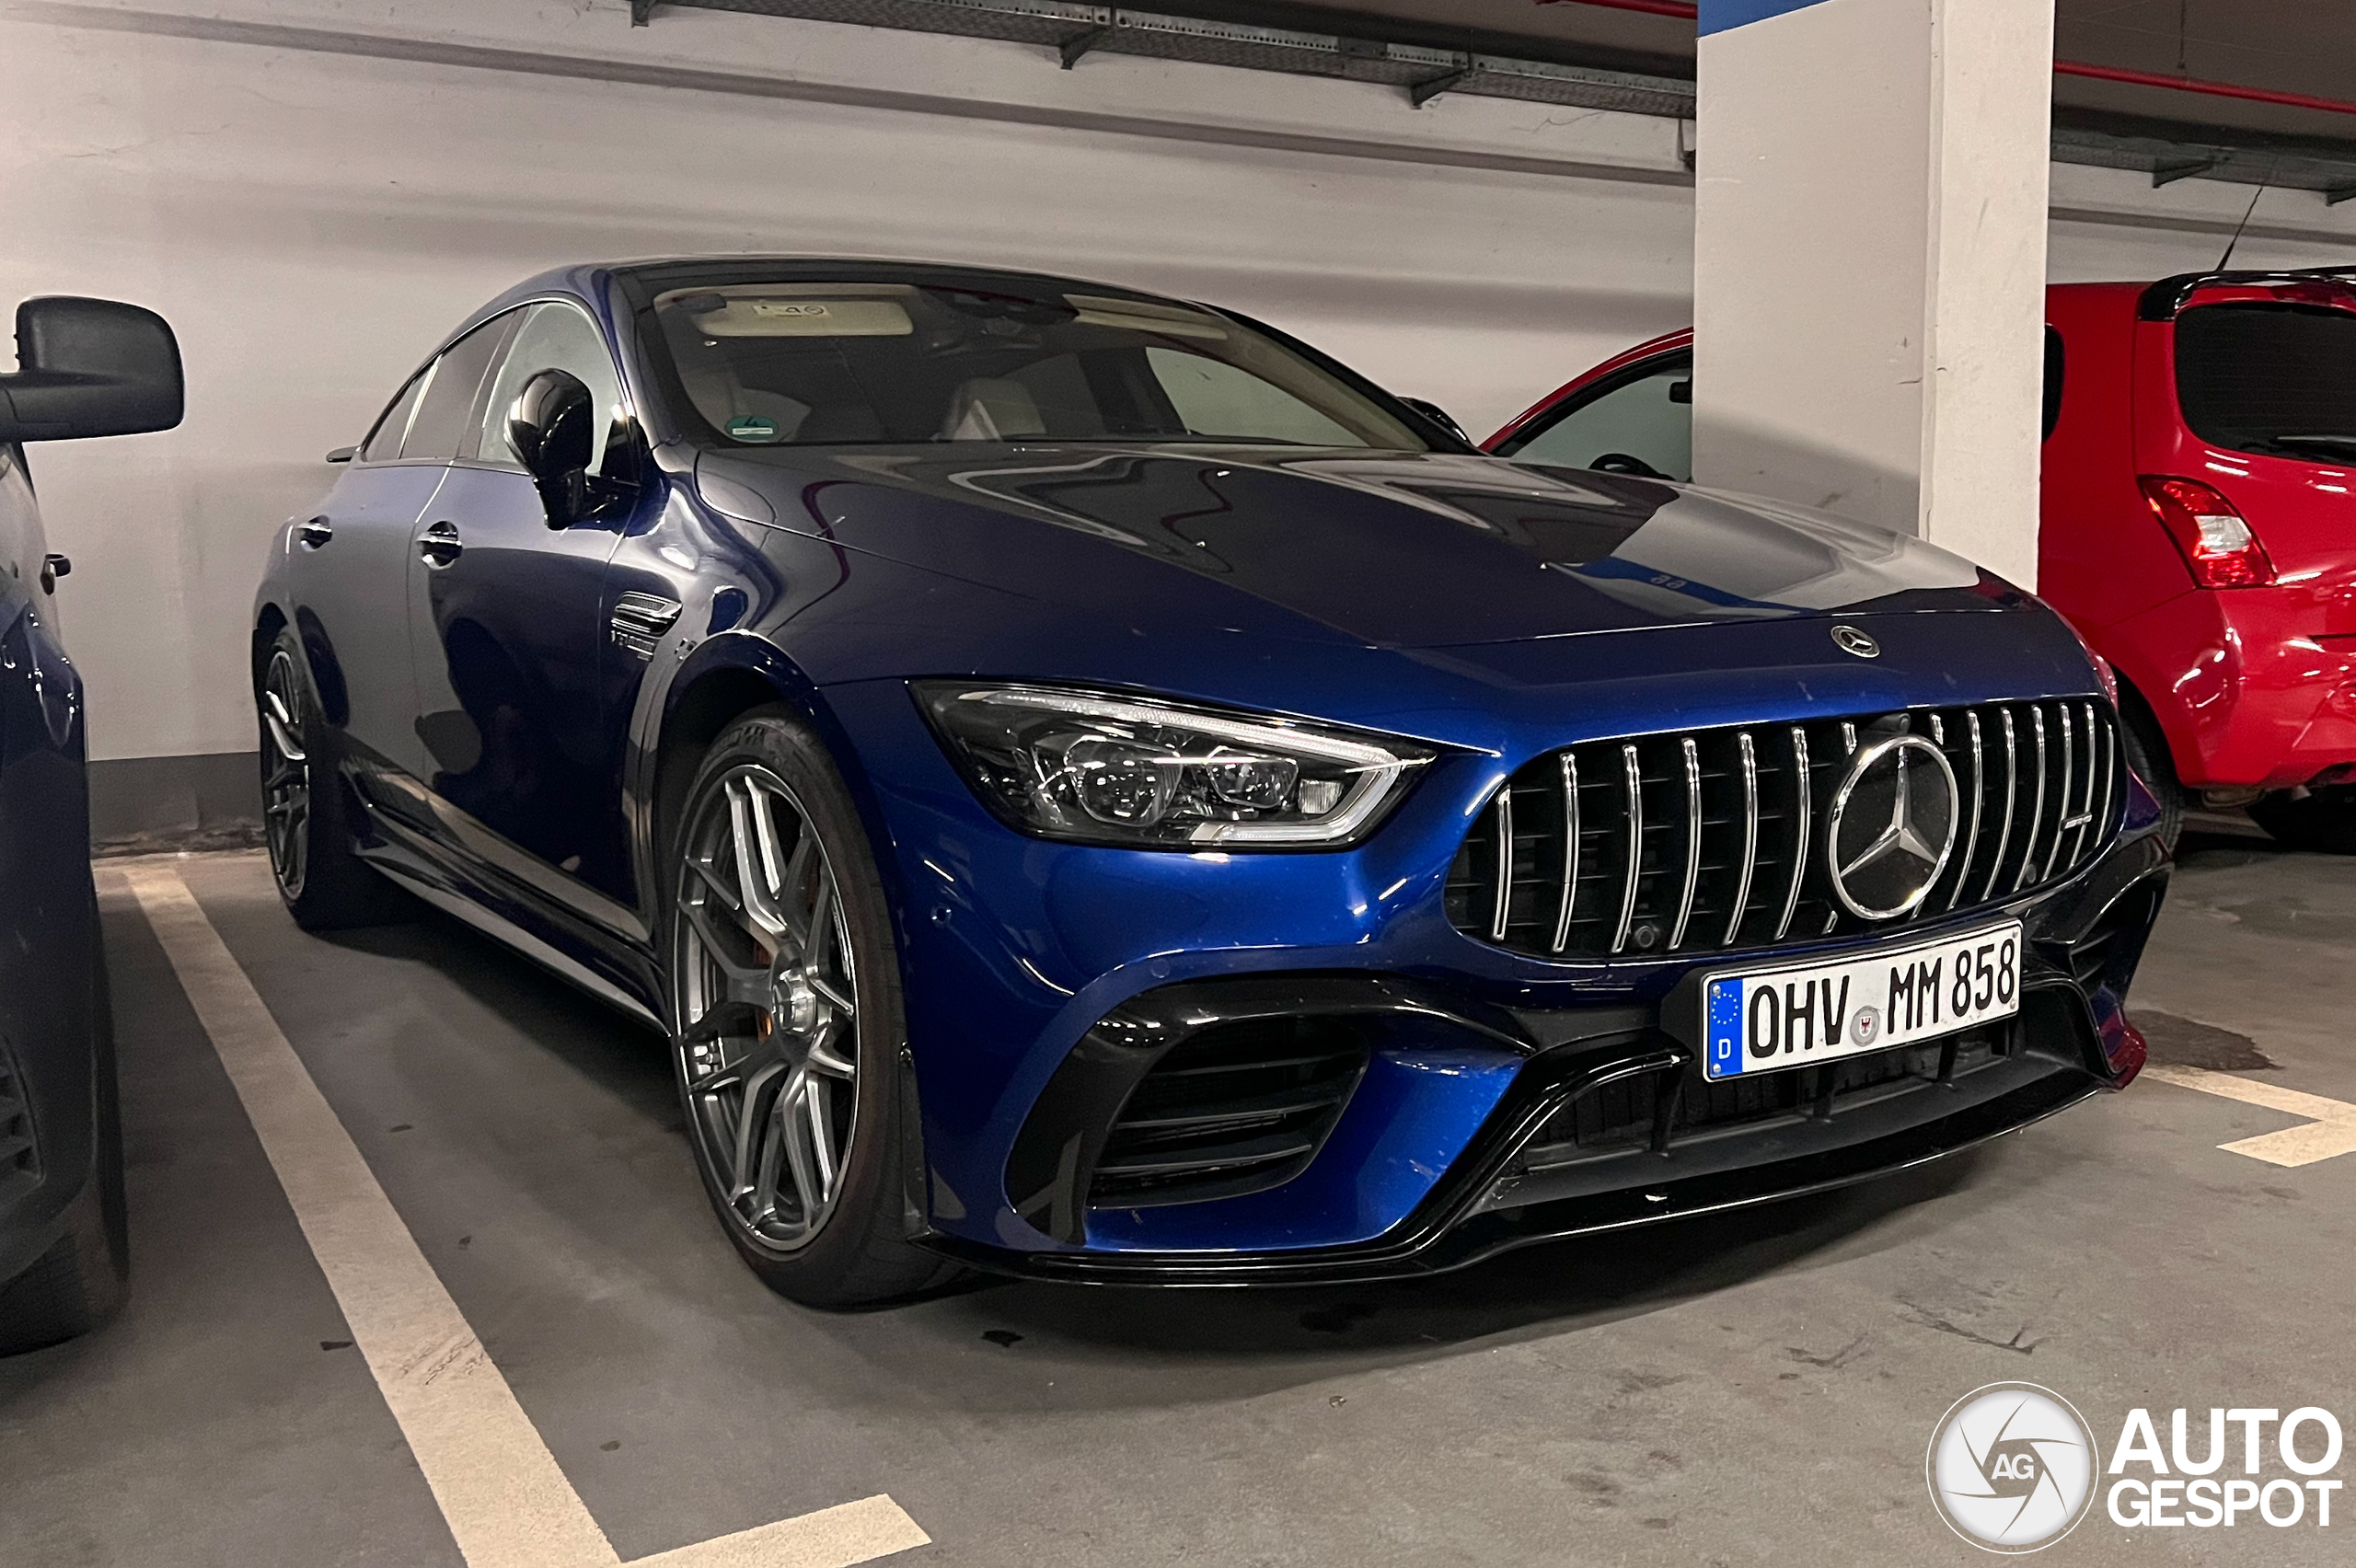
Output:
(251, 259), (2167, 1305)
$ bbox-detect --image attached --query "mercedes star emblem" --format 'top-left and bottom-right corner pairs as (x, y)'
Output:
(1826, 734), (1959, 919)
(1831, 624), (1880, 659)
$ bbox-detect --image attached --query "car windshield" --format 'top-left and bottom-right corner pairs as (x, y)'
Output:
(645, 279), (1433, 450)
(2175, 301), (2356, 462)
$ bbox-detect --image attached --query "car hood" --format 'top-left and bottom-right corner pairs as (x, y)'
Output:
(695, 444), (2023, 651)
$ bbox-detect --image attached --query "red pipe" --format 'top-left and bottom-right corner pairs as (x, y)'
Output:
(1537, 0), (2356, 121)
(2052, 60), (2356, 121)
(1536, 0), (1697, 16)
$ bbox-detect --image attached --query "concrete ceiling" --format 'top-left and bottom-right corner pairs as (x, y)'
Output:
(1183, 1), (2356, 147)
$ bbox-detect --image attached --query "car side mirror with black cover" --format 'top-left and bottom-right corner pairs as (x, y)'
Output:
(507, 367), (631, 527)
(0, 295), (184, 444)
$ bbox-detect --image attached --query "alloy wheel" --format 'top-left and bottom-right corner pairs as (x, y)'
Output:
(260, 649), (311, 898)
(672, 764), (860, 1252)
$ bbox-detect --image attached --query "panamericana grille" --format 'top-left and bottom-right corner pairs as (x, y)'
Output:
(1447, 699), (2121, 962)
(1091, 1018), (1368, 1209)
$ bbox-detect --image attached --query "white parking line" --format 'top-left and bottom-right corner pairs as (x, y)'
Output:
(2142, 1063), (2356, 1168)
(114, 863), (930, 1568)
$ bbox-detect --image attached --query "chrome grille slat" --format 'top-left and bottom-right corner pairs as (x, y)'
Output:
(1487, 788), (1514, 942)
(2046, 702), (2076, 882)
(2015, 707), (2050, 892)
(1948, 710), (1984, 914)
(1774, 726), (1810, 943)
(1669, 738), (1703, 951)
(1549, 752), (1580, 955)
(2093, 705), (2117, 853)
(1724, 732), (1758, 948)
(1611, 743), (1642, 956)
(1449, 698), (2124, 963)
(1981, 709), (2018, 904)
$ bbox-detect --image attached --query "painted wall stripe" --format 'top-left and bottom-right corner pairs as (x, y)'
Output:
(1697, 0), (1838, 38)
(113, 863), (930, 1568)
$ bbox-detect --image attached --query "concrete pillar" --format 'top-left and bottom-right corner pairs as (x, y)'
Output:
(1691, 0), (2053, 587)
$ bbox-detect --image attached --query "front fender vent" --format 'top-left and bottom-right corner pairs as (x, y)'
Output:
(1447, 699), (2121, 963)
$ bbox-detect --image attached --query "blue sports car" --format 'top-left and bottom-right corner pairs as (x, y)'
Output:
(1, 294), (181, 1351)
(251, 259), (2166, 1305)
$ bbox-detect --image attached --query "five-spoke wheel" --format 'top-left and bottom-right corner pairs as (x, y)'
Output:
(260, 646), (312, 900)
(664, 710), (952, 1306)
(255, 626), (406, 930)
(674, 764), (861, 1251)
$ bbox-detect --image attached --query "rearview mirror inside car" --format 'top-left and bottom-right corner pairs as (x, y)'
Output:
(0, 296), (184, 443)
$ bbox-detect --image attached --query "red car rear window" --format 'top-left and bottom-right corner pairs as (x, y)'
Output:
(2174, 302), (2356, 464)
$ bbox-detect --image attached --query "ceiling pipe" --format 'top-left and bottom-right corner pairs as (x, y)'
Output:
(2052, 61), (2356, 121)
(1538, 0), (2356, 122)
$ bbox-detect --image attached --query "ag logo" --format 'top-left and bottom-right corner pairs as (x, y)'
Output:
(1927, 1383), (2096, 1552)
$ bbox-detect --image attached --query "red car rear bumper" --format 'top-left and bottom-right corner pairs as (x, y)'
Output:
(2108, 587), (2356, 790)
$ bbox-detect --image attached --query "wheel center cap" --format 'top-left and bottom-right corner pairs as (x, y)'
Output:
(772, 969), (820, 1034)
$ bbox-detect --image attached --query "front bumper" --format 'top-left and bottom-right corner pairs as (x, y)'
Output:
(2109, 586), (2356, 790)
(928, 859), (2163, 1286)
(828, 673), (2171, 1286)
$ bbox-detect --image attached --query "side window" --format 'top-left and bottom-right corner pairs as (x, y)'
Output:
(1505, 352), (1693, 482)
(359, 372), (426, 463)
(2042, 326), (2065, 442)
(1145, 347), (1357, 446)
(401, 314), (517, 463)
(469, 301), (629, 473)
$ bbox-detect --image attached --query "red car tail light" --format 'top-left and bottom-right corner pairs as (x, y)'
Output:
(2139, 475), (2276, 587)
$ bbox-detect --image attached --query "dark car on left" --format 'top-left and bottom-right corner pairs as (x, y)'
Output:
(0, 295), (183, 1353)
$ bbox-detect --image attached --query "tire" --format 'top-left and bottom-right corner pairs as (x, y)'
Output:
(663, 709), (956, 1309)
(2250, 786), (2356, 854)
(258, 627), (408, 930)
(2117, 694), (2184, 858)
(0, 1052), (126, 1355)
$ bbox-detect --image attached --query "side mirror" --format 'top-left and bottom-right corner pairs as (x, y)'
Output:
(507, 367), (598, 525)
(1399, 396), (1471, 446)
(0, 296), (184, 443)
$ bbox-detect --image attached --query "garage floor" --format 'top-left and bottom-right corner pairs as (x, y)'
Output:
(3, 831), (2350, 1565)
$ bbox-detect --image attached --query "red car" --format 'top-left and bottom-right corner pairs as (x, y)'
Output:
(1485, 268), (2356, 852)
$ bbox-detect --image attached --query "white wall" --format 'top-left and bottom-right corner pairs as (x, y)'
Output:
(2, 0), (2352, 767)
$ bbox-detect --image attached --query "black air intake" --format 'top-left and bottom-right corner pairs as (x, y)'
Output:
(1090, 1018), (1367, 1209)
(1447, 699), (2121, 963)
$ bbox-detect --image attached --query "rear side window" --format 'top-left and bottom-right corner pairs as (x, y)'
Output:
(2175, 303), (2356, 463)
(400, 313), (518, 462)
(360, 372), (425, 462)
(468, 301), (629, 472)
(1497, 351), (1692, 481)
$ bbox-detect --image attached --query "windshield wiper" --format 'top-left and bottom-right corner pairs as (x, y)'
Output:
(2269, 433), (2356, 455)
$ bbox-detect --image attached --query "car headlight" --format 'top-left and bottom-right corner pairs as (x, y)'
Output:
(914, 682), (1435, 848)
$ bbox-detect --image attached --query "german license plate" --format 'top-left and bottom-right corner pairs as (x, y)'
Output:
(1700, 922), (2021, 1080)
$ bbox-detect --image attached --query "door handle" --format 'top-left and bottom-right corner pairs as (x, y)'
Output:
(297, 515), (334, 548)
(416, 521), (463, 568)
